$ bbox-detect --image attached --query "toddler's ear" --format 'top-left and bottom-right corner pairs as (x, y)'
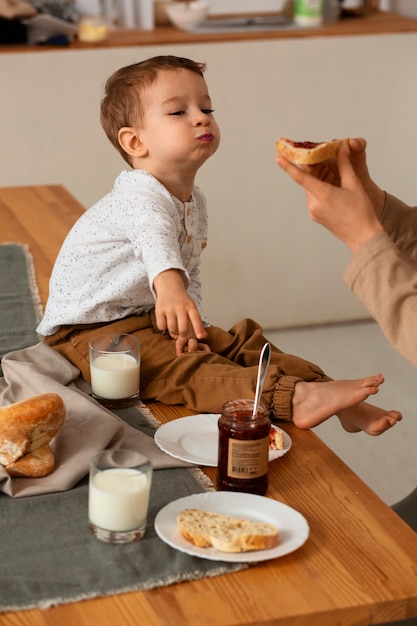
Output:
(118, 127), (148, 157)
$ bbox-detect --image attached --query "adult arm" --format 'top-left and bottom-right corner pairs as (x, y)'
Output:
(277, 139), (417, 368)
(345, 232), (417, 368)
(380, 193), (417, 269)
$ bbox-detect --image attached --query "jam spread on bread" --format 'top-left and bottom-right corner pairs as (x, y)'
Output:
(290, 141), (323, 149)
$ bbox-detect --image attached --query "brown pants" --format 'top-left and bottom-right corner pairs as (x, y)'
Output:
(43, 315), (330, 419)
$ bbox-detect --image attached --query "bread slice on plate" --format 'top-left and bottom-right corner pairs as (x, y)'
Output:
(177, 508), (279, 553)
(269, 426), (284, 450)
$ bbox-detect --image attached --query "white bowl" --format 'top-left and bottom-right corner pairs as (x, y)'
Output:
(165, 1), (210, 32)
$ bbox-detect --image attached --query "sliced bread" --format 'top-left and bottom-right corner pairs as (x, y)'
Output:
(177, 508), (279, 553)
(269, 427), (284, 450)
(276, 137), (348, 165)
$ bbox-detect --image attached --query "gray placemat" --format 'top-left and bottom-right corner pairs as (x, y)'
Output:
(0, 406), (246, 613)
(0, 243), (246, 611)
(0, 243), (42, 376)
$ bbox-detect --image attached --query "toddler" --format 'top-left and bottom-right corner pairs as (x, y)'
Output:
(37, 55), (401, 435)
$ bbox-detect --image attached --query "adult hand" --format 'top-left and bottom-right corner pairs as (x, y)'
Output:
(276, 142), (384, 252)
(343, 138), (385, 218)
(299, 138), (385, 219)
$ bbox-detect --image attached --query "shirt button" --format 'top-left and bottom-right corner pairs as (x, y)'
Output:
(201, 241), (207, 249)
(186, 207), (191, 216)
(186, 235), (193, 243)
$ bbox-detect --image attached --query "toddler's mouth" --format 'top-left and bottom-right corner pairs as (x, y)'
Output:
(196, 133), (214, 142)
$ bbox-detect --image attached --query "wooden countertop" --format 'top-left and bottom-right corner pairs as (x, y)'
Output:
(1, 183), (417, 625)
(2, 11), (417, 54)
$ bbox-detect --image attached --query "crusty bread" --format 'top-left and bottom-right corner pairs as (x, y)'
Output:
(276, 137), (348, 165)
(177, 509), (279, 553)
(0, 393), (65, 467)
(6, 444), (55, 478)
(269, 427), (284, 451)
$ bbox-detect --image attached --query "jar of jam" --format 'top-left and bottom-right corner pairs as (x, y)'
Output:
(217, 399), (271, 496)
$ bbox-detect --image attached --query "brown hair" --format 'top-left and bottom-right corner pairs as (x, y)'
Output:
(100, 55), (207, 165)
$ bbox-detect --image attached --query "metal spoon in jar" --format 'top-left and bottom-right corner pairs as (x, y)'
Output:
(253, 342), (271, 417)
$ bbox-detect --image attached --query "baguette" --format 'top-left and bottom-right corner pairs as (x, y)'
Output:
(6, 444), (55, 478)
(177, 508), (279, 553)
(276, 137), (348, 165)
(0, 393), (65, 467)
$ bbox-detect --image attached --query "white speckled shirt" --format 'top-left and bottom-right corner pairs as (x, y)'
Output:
(37, 169), (209, 336)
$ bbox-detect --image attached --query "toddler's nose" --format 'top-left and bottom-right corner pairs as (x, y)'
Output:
(194, 111), (210, 126)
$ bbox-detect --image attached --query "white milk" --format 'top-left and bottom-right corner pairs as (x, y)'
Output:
(89, 468), (150, 531)
(90, 353), (139, 399)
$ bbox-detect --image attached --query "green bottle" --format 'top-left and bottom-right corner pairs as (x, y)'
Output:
(294, 0), (324, 27)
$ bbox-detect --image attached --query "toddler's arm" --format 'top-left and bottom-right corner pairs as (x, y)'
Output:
(153, 269), (208, 355)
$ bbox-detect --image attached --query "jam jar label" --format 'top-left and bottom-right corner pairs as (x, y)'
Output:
(226, 436), (269, 479)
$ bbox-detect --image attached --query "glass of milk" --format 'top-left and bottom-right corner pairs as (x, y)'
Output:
(89, 448), (153, 543)
(89, 333), (140, 408)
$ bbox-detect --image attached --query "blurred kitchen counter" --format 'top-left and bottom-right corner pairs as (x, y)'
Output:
(1, 10), (417, 53)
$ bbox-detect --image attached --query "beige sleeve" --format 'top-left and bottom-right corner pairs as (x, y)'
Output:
(380, 193), (417, 269)
(344, 230), (417, 368)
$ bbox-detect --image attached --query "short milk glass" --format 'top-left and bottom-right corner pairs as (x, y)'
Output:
(89, 333), (140, 409)
(89, 448), (153, 544)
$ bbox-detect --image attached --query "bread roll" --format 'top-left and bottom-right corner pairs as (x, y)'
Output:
(6, 444), (55, 478)
(0, 393), (65, 466)
(177, 509), (279, 553)
(276, 137), (348, 165)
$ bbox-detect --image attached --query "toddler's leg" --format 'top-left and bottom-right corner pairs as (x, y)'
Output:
(289, 377), (402, 435)
(142, 320), (396, 430)
(47, 316), (400, 436)
(336, 402), (402, 436)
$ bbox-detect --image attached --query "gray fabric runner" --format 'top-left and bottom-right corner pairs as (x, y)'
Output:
(0, 424), (245, 613)
(0, 243), (247, 612)
(0, 243), (42, 376)
(0, 430), (246, 613)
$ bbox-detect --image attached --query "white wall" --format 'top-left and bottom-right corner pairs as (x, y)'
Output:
(1, 32), (417, 330)
(391, 0), (417, 19)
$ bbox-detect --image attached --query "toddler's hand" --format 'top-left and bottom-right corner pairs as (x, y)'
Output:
(153, 269), (208, 355)
(173, 335), (211, 355)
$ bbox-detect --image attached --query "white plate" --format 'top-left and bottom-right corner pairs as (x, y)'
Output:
(154, 491), (309, 562)
(154, 414), (291, 466)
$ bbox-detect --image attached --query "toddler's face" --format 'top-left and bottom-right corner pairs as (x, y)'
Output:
(138, 68), (220, 173)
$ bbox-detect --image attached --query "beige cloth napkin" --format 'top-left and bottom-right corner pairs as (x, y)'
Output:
(0, 342), (192, 498)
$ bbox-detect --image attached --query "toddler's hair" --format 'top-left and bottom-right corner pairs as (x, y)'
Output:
(101, 55), (207, 165)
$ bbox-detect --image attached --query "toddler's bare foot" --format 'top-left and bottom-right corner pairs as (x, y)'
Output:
(337, 402), (402, 435)
(292, 373), (384, 429)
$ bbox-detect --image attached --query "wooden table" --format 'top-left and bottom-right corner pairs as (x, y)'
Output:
(1, 185), (417, 626)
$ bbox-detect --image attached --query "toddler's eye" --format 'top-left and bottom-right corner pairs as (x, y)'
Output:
(202, 109), (214, 114)
(170, 111), (184, 116)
